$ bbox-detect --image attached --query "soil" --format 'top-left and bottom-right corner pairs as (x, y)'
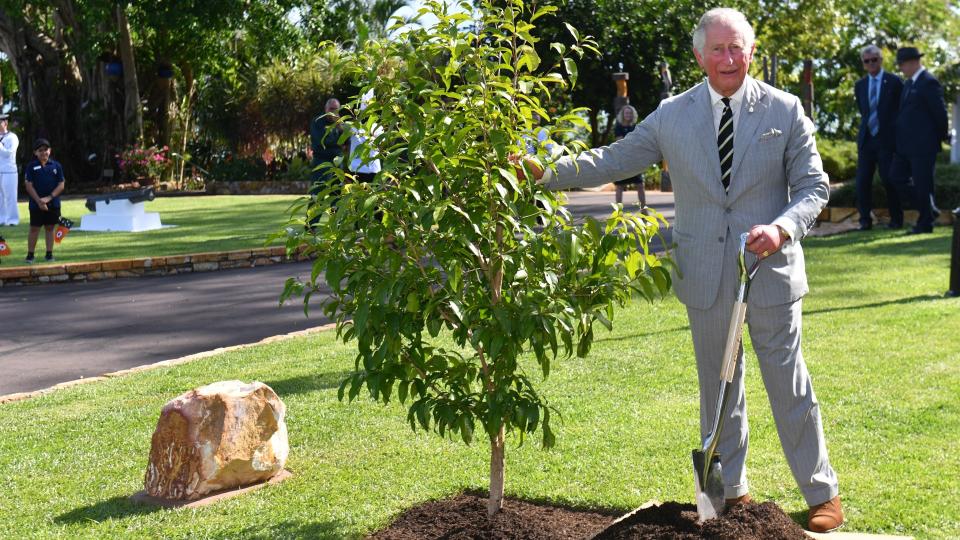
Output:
(595, 501), (810, 540)
(368, 492), (812, 540)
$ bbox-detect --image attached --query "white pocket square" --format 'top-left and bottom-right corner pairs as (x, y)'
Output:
(759, 128), (783, 141)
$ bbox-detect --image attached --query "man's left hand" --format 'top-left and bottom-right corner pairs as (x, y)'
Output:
(746, 224), (785, 259)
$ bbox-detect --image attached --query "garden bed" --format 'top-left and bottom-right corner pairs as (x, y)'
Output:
(368, 492), (810, 540)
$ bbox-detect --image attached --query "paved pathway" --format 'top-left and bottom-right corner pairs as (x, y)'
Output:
(0, 262), (325, 395)
(0, 191), (676, 396)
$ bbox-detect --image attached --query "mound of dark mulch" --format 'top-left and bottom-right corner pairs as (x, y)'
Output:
(367, 491), (618, 540)
(368, 493), (812, 540)
(595, 501), (810, 540)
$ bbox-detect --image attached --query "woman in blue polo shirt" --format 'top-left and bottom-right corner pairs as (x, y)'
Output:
(23, 138), (65, 263)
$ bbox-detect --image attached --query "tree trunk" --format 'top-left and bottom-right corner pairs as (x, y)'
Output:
(0, 8), (103, 182)
(487, 424), (505, 518)
(116, 3), (142, 144)
(176, 64), (195, 187)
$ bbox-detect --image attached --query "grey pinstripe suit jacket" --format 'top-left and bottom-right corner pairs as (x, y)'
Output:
(547, 77), (829, 310)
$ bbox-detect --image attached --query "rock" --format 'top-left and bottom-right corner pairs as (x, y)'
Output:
(144, 380), (288, 500)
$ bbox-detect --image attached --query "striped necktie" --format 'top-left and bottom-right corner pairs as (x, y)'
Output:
(867, 77), (879, 136)
(718, 97), (734, 191)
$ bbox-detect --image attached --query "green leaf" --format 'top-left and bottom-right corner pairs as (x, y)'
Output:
(577, 326), (593, 358)
(569, 232), (581, 267)
(495, 167), (521, 194)
(625, 251), (642, 278)
(544, 270), (558, 292)
(563, 57), (578, 86)
(448, 300), (464, 323)
(406, 292), (420, 312)
(427, 317), (442, 338)
(652, 266), (672, 294)
(459, 415), (474, 444)
(447, 261), (462, 293)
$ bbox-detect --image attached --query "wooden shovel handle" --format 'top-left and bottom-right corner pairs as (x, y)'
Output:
(719, 301), (747, 382)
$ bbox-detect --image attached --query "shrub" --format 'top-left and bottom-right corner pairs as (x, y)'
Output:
(273, 156), (314, 183)
(119, 145), (169, 181)
(829, 162), (960, 209)
(206, 154), (268, 183)
(817, 137), (857, 184)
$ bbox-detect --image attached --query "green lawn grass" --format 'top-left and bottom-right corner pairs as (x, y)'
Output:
(1, 228), (958, 539)
(2, 195), (301, 267)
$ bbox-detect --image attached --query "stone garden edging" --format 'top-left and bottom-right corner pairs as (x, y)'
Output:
(0, 246), (309, 287)
(819, 206), (956, 225)
(205, 180), (310, 195)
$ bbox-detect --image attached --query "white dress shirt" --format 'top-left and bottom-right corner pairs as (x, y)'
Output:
(706, 77), (749, 134)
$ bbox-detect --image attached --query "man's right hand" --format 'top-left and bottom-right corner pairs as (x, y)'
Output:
(509, 155), (545, 184)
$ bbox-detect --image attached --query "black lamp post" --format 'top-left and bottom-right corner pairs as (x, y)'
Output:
(947, 208), (960, 297)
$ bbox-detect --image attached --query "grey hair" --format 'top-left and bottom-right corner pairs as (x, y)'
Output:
(692, 8), (755, 55)
(616, 105), (638, 127)
(324, 98), (341, 110)
(860, 44), (882, 58)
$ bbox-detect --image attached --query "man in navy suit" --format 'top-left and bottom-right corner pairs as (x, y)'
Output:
(854, 45), (903, 230)
(891, 47), (949, 234)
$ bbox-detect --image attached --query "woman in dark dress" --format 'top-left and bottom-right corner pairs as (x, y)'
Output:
(613, 105), (646, 208)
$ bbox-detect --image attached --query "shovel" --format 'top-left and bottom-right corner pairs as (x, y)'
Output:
(692, 232), (761, 521)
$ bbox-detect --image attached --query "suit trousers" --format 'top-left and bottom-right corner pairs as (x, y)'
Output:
(890, 152), (937, 232)
(856, 135), (901, 227)
(0, 170), (19, 226)
(685, 230), (838, 506)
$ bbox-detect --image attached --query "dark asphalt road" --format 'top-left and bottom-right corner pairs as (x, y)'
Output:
(0, 262), (324, 395)
(0, 191), (674, 395)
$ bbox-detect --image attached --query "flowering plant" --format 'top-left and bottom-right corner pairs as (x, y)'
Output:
(119, 144), (169, 181)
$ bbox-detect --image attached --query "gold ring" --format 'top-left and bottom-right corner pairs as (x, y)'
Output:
(762, 250), (770, 257)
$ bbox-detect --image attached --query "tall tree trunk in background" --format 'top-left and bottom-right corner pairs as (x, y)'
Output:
(116, 2), (142, 145)
(0, 6), (122, 183)
(0, 8), (90, 180)
(176, 64), (195, 187)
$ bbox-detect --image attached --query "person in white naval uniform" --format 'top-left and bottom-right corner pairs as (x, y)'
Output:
(0, 113), (20, 226)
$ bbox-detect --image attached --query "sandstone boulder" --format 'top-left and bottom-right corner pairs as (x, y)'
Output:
(144, 380), (288, 500)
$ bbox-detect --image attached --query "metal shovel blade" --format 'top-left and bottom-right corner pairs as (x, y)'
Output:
(691, 450), (724, 521)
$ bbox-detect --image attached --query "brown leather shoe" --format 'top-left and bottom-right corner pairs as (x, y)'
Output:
(808, 496), (844, 533)
(724, 493), (752, 507)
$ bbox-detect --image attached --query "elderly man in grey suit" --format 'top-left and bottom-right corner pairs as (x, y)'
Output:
(529, 7), (842, 532)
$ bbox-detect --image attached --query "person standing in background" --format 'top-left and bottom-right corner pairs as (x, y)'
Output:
(24, 138), (64, 263)
(853, 45), (903, 230)
(0, 113), (20, 226)
(348, 90), (381, 184)
(612, 105), (646, 208)
(310, 97), (344, 189)
(891, 46), (949, 235)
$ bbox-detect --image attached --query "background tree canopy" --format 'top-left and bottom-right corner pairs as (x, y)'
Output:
(0, 0), (956, 183)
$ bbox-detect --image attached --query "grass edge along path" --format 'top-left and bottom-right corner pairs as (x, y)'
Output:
(0, 195), (301, 267)
(0, 228), (957, 539)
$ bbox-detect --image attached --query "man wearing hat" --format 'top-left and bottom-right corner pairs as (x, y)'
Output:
(891, 46), (949, 235)
(23, 138), (65, 263)
(0, 113), (19, 226)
